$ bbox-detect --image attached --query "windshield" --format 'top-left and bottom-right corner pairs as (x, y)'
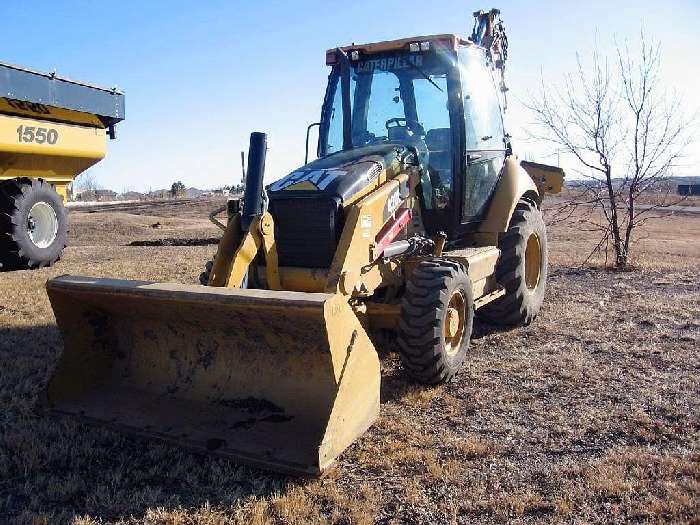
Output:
(321, 49), (456, 210)
(322, 50), (454, 154)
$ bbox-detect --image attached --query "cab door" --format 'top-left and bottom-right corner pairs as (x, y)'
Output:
(457, 47), (507, 224)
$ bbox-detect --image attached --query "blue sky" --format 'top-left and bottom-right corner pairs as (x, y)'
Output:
(2, 0), (699, 191)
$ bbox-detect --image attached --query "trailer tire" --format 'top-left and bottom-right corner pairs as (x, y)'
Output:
(479, 199), (547, 326)
(397, 259), (474, 384)
(0, 178), (68, 269)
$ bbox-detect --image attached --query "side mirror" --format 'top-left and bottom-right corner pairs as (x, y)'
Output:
(305, 122), (321, 165)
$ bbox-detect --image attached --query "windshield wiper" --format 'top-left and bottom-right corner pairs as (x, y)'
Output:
(407, 61), (444, 92)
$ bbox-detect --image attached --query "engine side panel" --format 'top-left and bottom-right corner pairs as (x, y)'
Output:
(267, 144), (411, 269)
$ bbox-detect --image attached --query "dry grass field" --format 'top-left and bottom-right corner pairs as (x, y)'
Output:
(1, 198), (698, 524)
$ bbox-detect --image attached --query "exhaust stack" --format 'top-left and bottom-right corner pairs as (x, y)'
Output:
(241, 132), (267, 230)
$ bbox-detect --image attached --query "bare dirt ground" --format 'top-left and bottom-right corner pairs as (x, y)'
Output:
(1, 198), (698, 524)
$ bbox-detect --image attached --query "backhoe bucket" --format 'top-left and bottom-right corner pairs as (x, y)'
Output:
(43, 275), (380, 475)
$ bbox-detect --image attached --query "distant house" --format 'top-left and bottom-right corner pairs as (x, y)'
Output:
(94, 189), (117, 201)
(678, 184), (700, 196)
(184, 187), (206, 198)
(148, 190), (170, 199)
(121, 191), (145, 200)
(75, 190), (95, 201)
(74, 189), (117, 201)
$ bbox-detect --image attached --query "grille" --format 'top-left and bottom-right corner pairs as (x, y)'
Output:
(269, 198), (342, 268)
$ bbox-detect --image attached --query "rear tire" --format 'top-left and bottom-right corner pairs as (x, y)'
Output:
(397, 259), (474, 384)
(0, 178), (68, 269)
(479, 199), (547, 326)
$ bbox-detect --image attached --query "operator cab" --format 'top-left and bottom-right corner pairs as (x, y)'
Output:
(319, 34), (508, 239)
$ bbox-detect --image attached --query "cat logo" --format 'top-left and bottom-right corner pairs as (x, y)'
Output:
(356, 54), (423, 73)
(269, 169), (347, 192)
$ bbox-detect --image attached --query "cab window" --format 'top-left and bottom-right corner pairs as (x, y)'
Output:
(321, 51), (456, 213)
(458, 46), (506, 222)
(459, 47), (504, 151)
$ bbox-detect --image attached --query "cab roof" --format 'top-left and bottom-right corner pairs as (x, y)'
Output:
(326, 33), (472, 59)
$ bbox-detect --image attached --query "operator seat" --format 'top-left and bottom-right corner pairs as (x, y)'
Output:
(425, 128), (452, 188)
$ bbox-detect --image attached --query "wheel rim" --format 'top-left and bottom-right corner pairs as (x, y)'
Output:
(444, 290), (466, 356)
(524, 232), (542, 291)
(27, 201), (58, 249)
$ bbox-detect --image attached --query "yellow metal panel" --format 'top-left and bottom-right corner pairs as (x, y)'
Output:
(0, 114), (106, 158)
(53, 183), (69, 202)
(326, 174), (408, 295)
(0, 114), (107, 182)
(520, 160), (565, 194)
(0, 97), (105, 128)
(446, 246), (500, 283)
(279, 267), (328, 292)
(208, 214), (242, 286)
(256, 266), (329, 293)
(259, 212), (281, 290)
(225, 225), (262, 288)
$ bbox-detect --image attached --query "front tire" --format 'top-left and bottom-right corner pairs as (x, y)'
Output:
(397, 259), (474, 384)
(479, 199), (548, 326)
(0, 178), (68, 269)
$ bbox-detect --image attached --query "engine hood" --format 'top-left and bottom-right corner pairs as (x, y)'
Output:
(267, 144), (413, 205)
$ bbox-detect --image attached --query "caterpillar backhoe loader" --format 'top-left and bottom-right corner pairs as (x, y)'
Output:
(43, 9), (564, 475)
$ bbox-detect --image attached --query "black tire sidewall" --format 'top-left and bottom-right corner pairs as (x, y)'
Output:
(511, 206), (547, 318)
(398, 260), (475, 384)
(438, 276), (474, 374)
(12, 181), (68, 266)
(480, 201), (548, 326)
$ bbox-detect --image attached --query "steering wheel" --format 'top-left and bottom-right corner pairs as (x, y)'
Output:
(385, 117), (425, 137)
(385, 117), (408, 130)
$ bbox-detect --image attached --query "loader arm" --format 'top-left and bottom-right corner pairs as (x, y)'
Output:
(209, 212), (281, 290)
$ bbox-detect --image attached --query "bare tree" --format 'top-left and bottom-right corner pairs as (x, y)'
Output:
(528, 33), (695, 267)
(74, 171), (99, 193)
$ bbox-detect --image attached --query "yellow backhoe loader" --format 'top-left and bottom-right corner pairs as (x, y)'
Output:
(0, 62), (124, 269)
(43, 9), (564, 475)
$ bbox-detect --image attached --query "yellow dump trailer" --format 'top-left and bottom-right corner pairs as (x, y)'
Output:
(0, 62), (124, 269)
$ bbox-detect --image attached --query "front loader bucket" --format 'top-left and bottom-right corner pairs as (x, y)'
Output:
(43, 275), (380, 475)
